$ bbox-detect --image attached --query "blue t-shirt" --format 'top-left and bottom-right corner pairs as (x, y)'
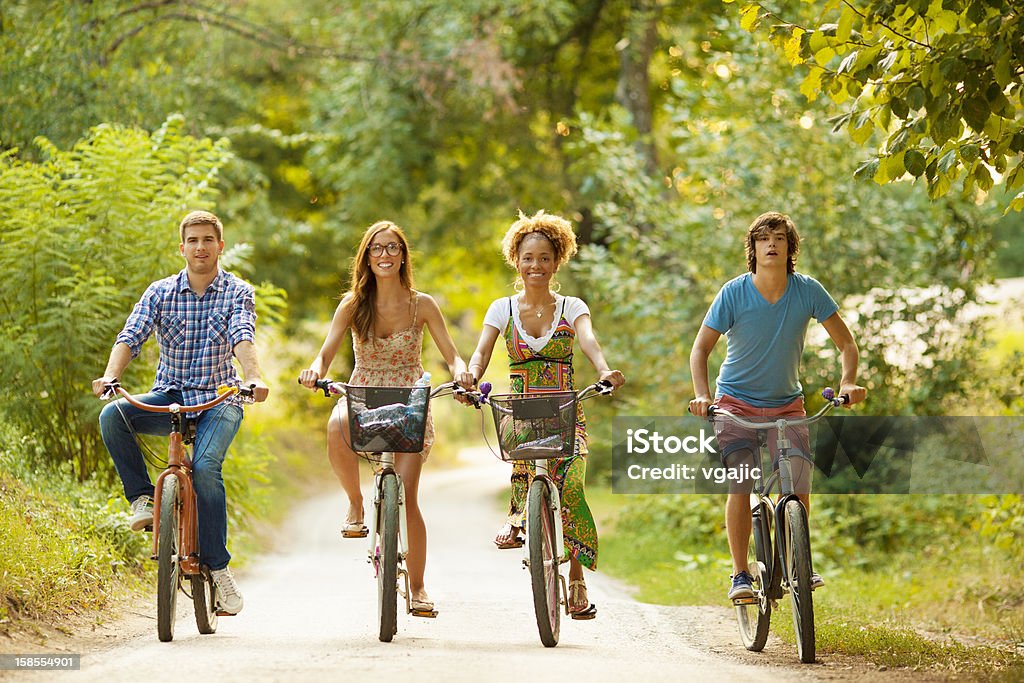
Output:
(703, 273), (838, 407)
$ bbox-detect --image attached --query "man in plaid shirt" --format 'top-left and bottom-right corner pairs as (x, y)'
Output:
(92, 210), (269, 616)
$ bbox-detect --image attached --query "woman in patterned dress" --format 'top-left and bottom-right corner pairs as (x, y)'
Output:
(462, 210), (625, 618)
(299, 220), (472, 613)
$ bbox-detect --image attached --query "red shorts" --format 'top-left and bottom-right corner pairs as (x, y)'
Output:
(712, 394), (812, 465)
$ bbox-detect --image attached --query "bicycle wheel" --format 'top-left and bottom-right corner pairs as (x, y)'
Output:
(527, 479), (560, 648)
(376, 472), (399, 643)
(157, 474), (180, 642)
(736, 500), (772, 651)
(784, 499), (815, 663)
(192, 567), (218, 635)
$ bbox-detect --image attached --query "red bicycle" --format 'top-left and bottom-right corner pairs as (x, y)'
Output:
(102, 382), (254, 642)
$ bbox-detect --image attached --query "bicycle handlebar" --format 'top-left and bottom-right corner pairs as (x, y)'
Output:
(305, 378), (467, 400)
(458, 379), (615, 409)
(101, 381), (254, 413)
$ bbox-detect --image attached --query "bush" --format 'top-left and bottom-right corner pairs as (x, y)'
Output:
(0, 116), (232, 479)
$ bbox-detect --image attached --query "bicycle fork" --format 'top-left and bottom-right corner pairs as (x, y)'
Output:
(151, 465), (201, 574)
(366, 455), (413, 612)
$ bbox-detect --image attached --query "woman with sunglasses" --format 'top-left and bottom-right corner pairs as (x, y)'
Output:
(299, 220), (472, 614)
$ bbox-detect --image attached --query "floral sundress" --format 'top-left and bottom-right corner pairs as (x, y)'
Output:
(349, 292), (434, 459)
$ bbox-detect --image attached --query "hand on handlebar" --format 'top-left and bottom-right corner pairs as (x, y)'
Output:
(297, 368), (322, 390)
(838, 383), (867, 406)
(599, 369), (625, 390)
(452, 370), (478, 405)
(247, 378), (270, 403)
(688, 395), (713, 418)
(92, 376), (119, 398)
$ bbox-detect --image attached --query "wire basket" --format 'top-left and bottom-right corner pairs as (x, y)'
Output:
(346, 385), (430, 453)
(487, 391), (577, 462)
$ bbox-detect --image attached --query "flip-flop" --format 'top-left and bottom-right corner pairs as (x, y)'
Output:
(341, 522), (369, 538)
(410, 598), (438, 618)
(494, 523), (525, 549)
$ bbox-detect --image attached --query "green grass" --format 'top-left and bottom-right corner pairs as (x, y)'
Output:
(0, 455), (150, 627)
(589, 487), (1024, 676)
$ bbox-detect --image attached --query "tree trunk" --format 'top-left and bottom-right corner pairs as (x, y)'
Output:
(616, 0), (659, 174)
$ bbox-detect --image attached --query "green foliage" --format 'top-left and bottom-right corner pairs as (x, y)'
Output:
(976, 494), (1024, 560)
(565, 13), (1006, 417)
(0, 116), (232, 478)
(736, 0), (1024, 210)
(0, 426), (149, 624)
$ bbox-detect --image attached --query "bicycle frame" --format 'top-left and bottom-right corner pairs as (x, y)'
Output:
(365, 452), (411, 593)
(712, 401), (842, 548)
(111, 386), (241, 575)
(448, 379), (613, 647)
(708, 389), (846, 663)
(311, 379), (459, 624)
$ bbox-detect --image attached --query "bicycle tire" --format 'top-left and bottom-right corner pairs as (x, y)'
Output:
(157, 475), (180, 642)
(192, 567), (218, 635)
(377, 473), (399, 643)
(527, 479), (560, 647)
(785, 499), (815, 663)
(737, 500), (773, 651)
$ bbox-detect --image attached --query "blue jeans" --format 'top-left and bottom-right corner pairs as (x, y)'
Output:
(99, 391), (243, 570)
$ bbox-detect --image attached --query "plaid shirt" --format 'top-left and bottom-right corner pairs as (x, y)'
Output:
(115, 269), (256, 408)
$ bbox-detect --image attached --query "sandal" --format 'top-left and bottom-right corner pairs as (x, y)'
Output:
(567, 579), (597, 620)
(494, 522), (525, 549)
(341, 511), (368, 538)
(410, 597), (438, 618)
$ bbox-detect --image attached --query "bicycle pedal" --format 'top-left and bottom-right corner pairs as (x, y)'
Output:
(410, 609), (438, 618)
(732, 596), (758, 605)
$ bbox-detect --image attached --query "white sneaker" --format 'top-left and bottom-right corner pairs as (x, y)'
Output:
(210, 567), (244, 615)
(129, 495), (154, 531)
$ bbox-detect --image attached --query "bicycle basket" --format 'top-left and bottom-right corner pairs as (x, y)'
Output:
(487, 392), (577, 461)
(345, 385), (430, 453)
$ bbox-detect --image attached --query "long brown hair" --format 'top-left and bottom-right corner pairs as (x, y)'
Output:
(347, 221), (415, 342)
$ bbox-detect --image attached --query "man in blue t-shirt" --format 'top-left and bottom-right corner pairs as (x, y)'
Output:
(689, 211), (867, 601)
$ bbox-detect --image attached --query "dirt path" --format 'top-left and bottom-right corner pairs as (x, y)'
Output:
(1, 449), (929, 681)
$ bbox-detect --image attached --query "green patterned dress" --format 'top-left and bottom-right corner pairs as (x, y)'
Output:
(502, 297), (598, 570)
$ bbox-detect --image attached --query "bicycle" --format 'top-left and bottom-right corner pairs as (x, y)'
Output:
(310, 377), (463, 643)
(101, 381), (255, 643)
(465, 380), (613, 648)
(705, 388), (848, 664)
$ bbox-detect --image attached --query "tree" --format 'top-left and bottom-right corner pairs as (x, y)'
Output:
(564, 7), (1004, 424)
(0, 116), (232, 478)
(733, 0), (1024, 210)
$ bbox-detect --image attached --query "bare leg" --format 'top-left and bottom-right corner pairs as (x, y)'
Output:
(725, 448), (757, 575)
(394, 451), (429, 603)
(326, 404), (363, 524)
(726, 491), (753, 575)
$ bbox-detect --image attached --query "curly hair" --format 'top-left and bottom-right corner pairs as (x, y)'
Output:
(346, 221), (415, 343)
(745, 211), (800, 274)
(500, 210), (578, 270)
